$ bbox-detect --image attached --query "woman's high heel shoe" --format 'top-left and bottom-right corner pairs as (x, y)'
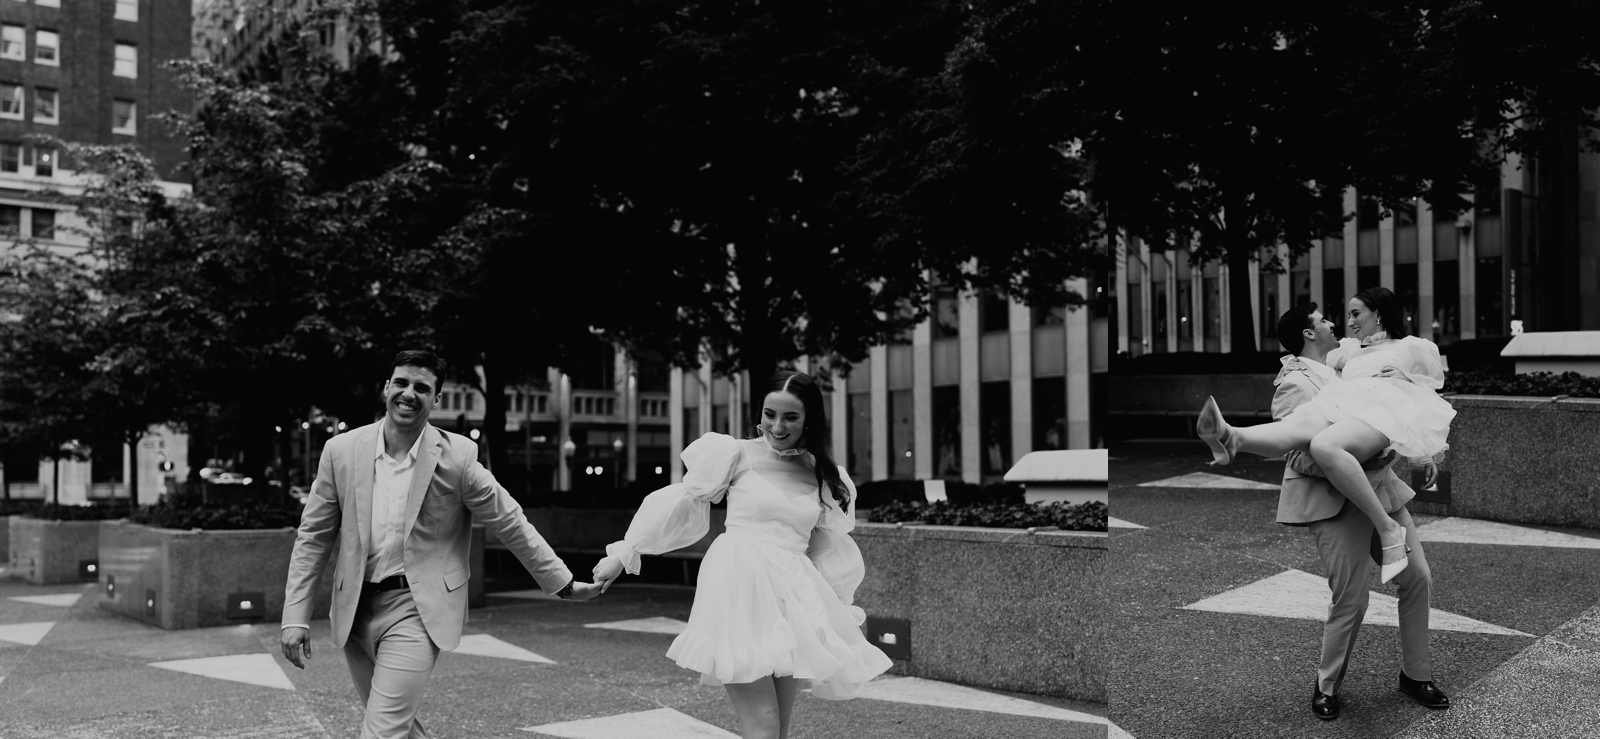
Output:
(1380, 526), (1412, 584)
(1196, 396), (1238, 465)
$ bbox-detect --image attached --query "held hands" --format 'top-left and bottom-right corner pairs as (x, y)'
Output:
(592, 556), (625, 594)
(280, 626), (312, 669)
(1374, 366), (1413, 383)
(567, 581), (604, 601)
(1418, 460), (1440, 489)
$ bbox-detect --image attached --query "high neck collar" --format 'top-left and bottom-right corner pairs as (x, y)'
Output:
(759, 434), (807, 457)
(1359, 331), (1390, 347)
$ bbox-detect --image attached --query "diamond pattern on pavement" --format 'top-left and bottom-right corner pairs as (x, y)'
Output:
(1109, 723), (1136, 739)
(0, 621), (56, 646)
(520, 707), (738, 738)
(583, 617), (689, 635)
(1418, 517), (1600, 549)
(148, 653), (296, 690)
(1109, 517), (1147, 530)
(7, 593), (83, 608)
(1181, 569), (1534, 636)
(1136, 472), (1280, 491)
(453, 633), (557, 663)
(852, 676), (1109, 724)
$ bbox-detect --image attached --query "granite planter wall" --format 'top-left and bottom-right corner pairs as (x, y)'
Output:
(99, 522), (486, 630)
(852, 522), (1107, 703)
(9, 517), (108, 584)
(1424, 395), (1600, 529)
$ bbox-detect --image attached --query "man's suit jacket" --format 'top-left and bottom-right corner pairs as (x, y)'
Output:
(282, 422), (572, 650)
(1273, 355), (1416, 525)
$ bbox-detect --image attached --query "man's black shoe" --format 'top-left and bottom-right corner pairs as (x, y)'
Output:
(1312, 687), (1339, 720)
(1399, 671), (1450, 709)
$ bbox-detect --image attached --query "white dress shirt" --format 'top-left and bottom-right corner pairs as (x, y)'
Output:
(283, 422), (424, 632)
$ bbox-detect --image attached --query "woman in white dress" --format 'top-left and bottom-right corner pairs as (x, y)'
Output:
(1199, 287), (1454, 583)
(592, 370), (893, 739)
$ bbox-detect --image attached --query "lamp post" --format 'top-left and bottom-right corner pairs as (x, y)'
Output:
(301, 421), (311, 488)
(612, 437), (624, 489)
(561, 438), (576, 491)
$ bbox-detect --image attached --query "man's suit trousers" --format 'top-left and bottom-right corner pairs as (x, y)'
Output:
(1308, 502), (1432, 696)
(345, 589), (439, 739)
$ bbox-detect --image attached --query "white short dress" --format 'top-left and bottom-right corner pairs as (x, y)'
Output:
(1291, 335), (1456, 460)
(605, 432), (893, 699)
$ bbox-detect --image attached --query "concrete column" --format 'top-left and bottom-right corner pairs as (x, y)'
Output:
(557, 372), (572, 491)
(1009, 297), (1032, 465)
(1309, 239), (1324, 310)
(1190, 247), (1204, 351)
(1277, 243), (1292, 311)
(1138, 238), (1153, 355)
(1380, 211), (1395, 292)
(1247, 257), (1261, 347)
(1219, 262), (1232, 353)
(1344, 187), (1359, 309)
(668, 367), (684, 483)
(831, 369), (849, 464)
(1460, 211), (1477, 340)
(1165, 252), (1179, 354)
(870, 344), (889, 482)
(698, 361), (713, 444)
(625, 368), (638, 483)
(1418, 203), (1436, 341)
(729, 371), (744, 437)
(1066, 278), (1091, 448)
(959, 287), (982, 483)
(1116, 232), (1130, 354)
(913, 315), (933, 480)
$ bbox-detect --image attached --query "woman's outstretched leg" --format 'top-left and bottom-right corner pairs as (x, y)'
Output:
(1198, 396), (1329, 463)
(1308, 418), (1407, 569)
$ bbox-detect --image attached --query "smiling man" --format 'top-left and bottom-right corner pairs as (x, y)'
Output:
(281, 350), (601, 738)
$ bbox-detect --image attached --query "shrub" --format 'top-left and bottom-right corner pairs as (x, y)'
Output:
(19, 502), (133, 521)
(0, 499), (44, 517)
(868, 499), (1107, 532)
(1443, 370), (1600, 399)
(127, 503), (303, 530)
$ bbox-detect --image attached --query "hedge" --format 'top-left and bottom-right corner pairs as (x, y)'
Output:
(16, 502), (133, 521)
(853, 479), (1024, 509)
(1442, 369), (1600, 399)
(867, 499), (1108, 532)
(0, 499), (44, 517)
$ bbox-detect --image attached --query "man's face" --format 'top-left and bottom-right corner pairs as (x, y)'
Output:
(385, 365), (438, 431)
(1306, 310), (1339, 352)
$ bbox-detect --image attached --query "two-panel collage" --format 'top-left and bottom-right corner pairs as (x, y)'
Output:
(0, 2), (1595, 738)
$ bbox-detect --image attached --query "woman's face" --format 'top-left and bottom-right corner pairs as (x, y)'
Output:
(761, 391), (806, 451)
(1347, 297), (1381, 340)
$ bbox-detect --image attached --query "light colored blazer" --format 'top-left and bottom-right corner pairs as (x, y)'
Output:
(282, 422), (572, 650)
(1273, 355), (1416, 525)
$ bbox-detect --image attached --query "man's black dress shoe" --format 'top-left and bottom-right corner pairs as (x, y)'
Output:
(1399, 671), (1450, 709)
(1312, 687), (1339, 720)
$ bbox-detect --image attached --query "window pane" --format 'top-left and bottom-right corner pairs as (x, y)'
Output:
(34, 31), (57, 63)
(35, 147), (53, 177)
(116, 0), (138, 21)
(0, 85), (20, 117)
(0, 143), (18, 173)
(0, 205), (19, 235)
(114, 44), (136, 78)
(34, 88), (55, 122)
(979, 381), (1011, 477)
(113, 99), (135, 133)
(31, 208), (54, 239)
(0, 26), (22, 60)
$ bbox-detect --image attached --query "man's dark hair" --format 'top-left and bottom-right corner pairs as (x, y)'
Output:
(391, 350), (446, 380)
(1277, 303), (1319, 355)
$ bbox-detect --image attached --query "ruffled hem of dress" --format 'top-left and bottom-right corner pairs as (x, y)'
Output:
(1294, 378), (1455, 458)
(667, 627), (893, 700)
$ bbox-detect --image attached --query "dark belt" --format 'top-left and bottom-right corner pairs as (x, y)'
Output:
(362, 574), (409, 596)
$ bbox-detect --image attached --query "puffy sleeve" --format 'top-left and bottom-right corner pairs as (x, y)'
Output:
(1397, 336), (1446, 390)
(604, 433), (742, 575)
(806, 466), (867, 625)
(1327, 337), (1362, 372)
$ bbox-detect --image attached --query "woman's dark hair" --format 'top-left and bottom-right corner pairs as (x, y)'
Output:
(752, 370), (848, 511)
(1351, 286), (1409, 340)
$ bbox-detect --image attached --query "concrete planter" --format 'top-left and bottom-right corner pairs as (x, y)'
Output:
(8, 516), (108, 584)
(1417, 395), (1600, 529)
(852, 522), (1108, 702)
(98, 521), (486, 630)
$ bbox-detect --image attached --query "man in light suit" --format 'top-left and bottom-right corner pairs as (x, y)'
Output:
(280, 350), (600, 738)
(1272, 304), (1448, 720)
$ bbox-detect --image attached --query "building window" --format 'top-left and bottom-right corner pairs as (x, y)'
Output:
(0, 143), (18, 173)
(980, 289), (1010, 333)
(847, 375), (871, 480)
(32, 87), (56, 124)
(0, 205), (19, 236)
(31, 208), (53, 239)
(1152, 253), (1169, 352)
(112, 99), (136, 134)
(889, 389), (913, 480)
(464, 391), (473, 411)
(36, 0), (59, 7)
(932, 385), (961, 478)
(115, 0), (137, 21)
(30, 146), (50, 177)
(114, 43), (136, 78)
(0, 25), (23, 60)
(33, 30), (57, 66)
(931, 282), (960, 339)
(980, 381), (1011, 478)
(1032, 377), (1067, 451)
(0, 85), (20, 120)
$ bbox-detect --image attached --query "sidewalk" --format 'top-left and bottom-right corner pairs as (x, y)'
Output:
(1109, 440), (1600, 739)
(0, 575), (1107, 738)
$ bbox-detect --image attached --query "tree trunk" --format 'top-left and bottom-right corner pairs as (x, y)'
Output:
(1226, 237), (1258, 354)
(125, 431), (140, 508)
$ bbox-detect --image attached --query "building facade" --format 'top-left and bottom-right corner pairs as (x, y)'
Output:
(0, 0), (193, 503)
(1116, 150), (1600, 356)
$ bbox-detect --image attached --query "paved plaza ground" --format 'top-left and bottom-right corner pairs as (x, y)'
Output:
(1110, 440), (1600, 739)
(0, 565), (1106, 738)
